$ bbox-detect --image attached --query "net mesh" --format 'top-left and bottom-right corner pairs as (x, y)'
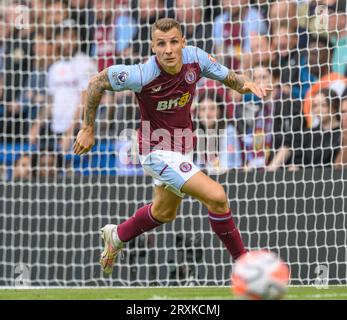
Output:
(0, 0), (347, 287)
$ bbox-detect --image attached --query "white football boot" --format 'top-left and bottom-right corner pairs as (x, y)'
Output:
(99, 224), (124, 274)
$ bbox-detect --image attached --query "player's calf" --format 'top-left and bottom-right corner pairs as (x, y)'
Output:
(151, 204), (178, 223)
(203, 185), (229, 214)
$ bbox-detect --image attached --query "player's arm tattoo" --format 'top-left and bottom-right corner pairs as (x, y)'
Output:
(83, 68), (113, 130)
(222, 70), (251, 93)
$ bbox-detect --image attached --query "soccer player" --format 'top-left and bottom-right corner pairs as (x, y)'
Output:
(73, 18), (271, 274)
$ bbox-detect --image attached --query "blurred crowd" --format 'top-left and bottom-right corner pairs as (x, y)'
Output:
(0, 0), (347, 180)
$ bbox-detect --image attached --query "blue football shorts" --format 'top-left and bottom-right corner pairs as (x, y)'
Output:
(139, 150), (200, 198)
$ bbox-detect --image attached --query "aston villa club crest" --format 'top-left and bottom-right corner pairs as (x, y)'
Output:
(179, 162), (192, 173)
(185, 70), (196, 84)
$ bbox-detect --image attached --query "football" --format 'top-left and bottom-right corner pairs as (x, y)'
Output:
(231, 250), (290, 300)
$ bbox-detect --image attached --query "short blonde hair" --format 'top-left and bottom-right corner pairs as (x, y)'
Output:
(151, 18), (183, 39)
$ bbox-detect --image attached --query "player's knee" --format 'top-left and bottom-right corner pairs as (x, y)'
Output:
(205, 187), (228, 214)
(151, 206), (177, 223)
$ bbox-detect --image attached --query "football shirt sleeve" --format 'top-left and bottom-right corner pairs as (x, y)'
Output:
(107, 64), (143, 92)
(196, 47), (229, 81)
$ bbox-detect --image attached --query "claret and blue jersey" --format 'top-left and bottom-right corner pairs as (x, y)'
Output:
(107, 46), (229, 154)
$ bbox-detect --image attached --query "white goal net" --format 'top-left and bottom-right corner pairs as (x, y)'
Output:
(0, 0), (347, 287)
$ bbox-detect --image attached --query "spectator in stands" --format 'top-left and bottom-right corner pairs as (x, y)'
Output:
(196, 76), (236, 120)
(39, 0), (69, 48)
(36, 151), (63, 179)
(30, 0), (46, 26)
(0, 8), (8, 72)
(0, 1), (35, 142)
(241, 34), (271, 73)
(306, 0), (335, 35)
(174, 0), (213, 52)
(321, 0), (338, 4)
(257, 0), (270, 18)
(269, 88), (342, 170)
(2, 1), (34, 102)
(267, 96), (306, 172)
(93, 91), (119, 142)
(268, 0), (297, 27)
(91, 0), (136, 71)
(303, 34), (346, 127)
(0, 74), (4, 125)
(114, 90), (140, 135)
(194, 91), (242, 173)
(12, 153), (34, 181)
(12, 151), (62, 180)
(44, 0), (69, 29)
(234, 65), (273, 170)
(268, 0), (308, 50)
(29, 21), (97, 158)
(16, 28), (56, 135)
(131, 0), (166, 61)
(327, 0), (347, 77)
(270, 21), (310, 100)
(213, 0), (267, 70)
(0, 11), (7, 126)
(335, 87), (347, 166)
(0, 27), (55, 143)
(68, 0), (95, 54)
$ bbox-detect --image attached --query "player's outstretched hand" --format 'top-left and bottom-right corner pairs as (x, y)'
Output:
(239, 82), (272, 98)
(73, 127), (95, 155)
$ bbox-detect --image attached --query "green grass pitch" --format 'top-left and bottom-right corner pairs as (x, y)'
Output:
(0, 286), (346, 300)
